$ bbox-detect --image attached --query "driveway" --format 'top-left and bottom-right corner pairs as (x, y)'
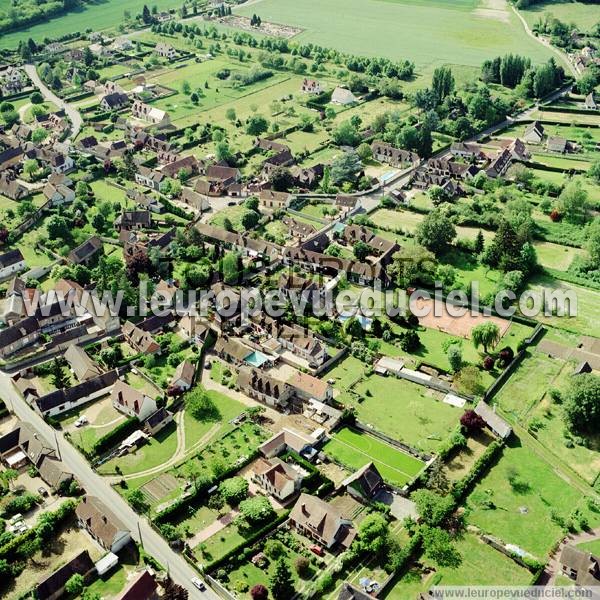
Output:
(23, 63), (83, 139)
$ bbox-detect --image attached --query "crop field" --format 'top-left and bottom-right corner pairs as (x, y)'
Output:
(323, 426), (425, 487)
(0, 0), (183, 49)
(236, 0), (555, 69)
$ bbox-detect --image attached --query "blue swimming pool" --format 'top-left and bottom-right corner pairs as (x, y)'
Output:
(245, 350), (270, 367)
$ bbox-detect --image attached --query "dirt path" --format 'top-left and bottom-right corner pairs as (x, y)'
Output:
(510, 4), (578, 79)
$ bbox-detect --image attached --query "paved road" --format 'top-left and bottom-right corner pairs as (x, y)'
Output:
(0, 372), (217, 600)
(23, 63), (83, 139)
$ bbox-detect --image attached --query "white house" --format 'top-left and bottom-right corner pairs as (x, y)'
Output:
(170, 359), (195, 392)
(111, 379), (158, 421)
(155, 42), (177, 60)
(43, 182), (75, 206)
(0, 249), (26, 280)
(76, 496), (131, 553)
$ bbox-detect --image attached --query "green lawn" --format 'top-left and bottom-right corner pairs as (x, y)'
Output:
(210, 205), (255, 233)
(525, 275), (600, 337)
(323, 426), (425, 487)
(338, 370), (463, 454)
(0, 0), (183, 48)
(236, 0), (555, 69)
(533, 241), (584, 272)
(98, 421), (178, 476)
(466, 435), (599, 558)
(519, 0), (600, 32)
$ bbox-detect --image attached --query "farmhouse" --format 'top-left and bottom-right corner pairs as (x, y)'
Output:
(0, 316), (40, 357)
(301, 78), (322, 94)
(135, 166), (168, 192)
(252, 457), (303, 501)
(170, 359), (196, 392)
(159, 155), (200, 178)
(0, 249), (26, 280)
(259, 189), (292, 209)
(237, 368), (293, 408)
(114, 210), (153, 231)
(122, 320), (161, 354)
(559, 545), (600, 586)
(111, 379), (158, 422)
(331, 86), (357, 105)
(371, 141), (419, 168)
(64, 345), (103, 382)
(131, 100), (171, 128)
(43, 182), (75, 206)
(34, 370), (119, 418)
(546, 136), (568, 154)
(76, 495), (131, 553)
(100, 92), (129, 111)
(523, 121), (544, 145)
(485, 148), (513, 179)
(288, 370), (333, 402)
(342, 462), (384, 501)
(289, 493), (356, 549)
(259, 428), (319, 460)
(450, 142), (483, 160)
(68, 236), (103, 266)
(0, 171), (29, 200)
(155, 42), (177, 59)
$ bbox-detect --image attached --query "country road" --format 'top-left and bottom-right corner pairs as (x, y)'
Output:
(0, 372), (217, 600)
(23, 63), (83, 139)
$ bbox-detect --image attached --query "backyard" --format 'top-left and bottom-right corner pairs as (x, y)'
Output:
(323, 426), (425, 487)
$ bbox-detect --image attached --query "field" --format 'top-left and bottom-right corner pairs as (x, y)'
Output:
(519, 0), (600, 32)
(323, 426), (425, 487)
(0, 0), (183, 49)
(525, 275), (600, 337)
(466, 436), (600, 558)
(236, 0), (555, 69)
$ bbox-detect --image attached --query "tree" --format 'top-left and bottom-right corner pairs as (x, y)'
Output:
(447, 344), (462, 373)
(455, 365), (484, 395)
(226, 108), (237, 122)
(142, 4), (152, 23)
(416, 208), (456, 255)
(589, 160), (600, 186)
(388, 244), (437, 288)
(241, 209), (260, 230)
(330, 151), (362, 185)
(431, 66), (455, 105)
(23, 159), (39, 179)
(47, 215), (70, 241)
(426, 460), (449, 494)
(269, 167), (294, 192)
(49, 358), (70, 389)
(471, 322), (500, 353)
(294, 556), (310, 577)
(186, 387), (219, 421)
(0, 468), (18, 490)
(128, 489), (149, 513)
(460, 409), (486, 433)
(218, 476), (249, 506)
(474, 229), (485, 254)
(238, 496), (275, 527)
(250, 584), (269, 600)
(246, 114), (269, 136)
(356, 512), (390, 557)
(586, 218), (600, 269)
(269, 559), (295, 600)
(353, 241), (370, 261)
(563, 374), (600, 434)
(557, 179), (589, 224)
(410, 489), (454, 527)
(332, 120), (361, 147)
(181, 80), (191, 95)
(215, 140), (233, 164)
(264, 539), (286, 559)
(65, 574), (85, 596)
(421, 526), (461, 568)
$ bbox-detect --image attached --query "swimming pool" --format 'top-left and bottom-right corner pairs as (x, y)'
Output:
(245, 350), (270, 368)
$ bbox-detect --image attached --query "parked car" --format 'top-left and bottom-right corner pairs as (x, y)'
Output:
(74, 416), (88, 427)
(37, 487), (48, 497)
(191, 577), (206, 591)
(310, 545), (324, 557)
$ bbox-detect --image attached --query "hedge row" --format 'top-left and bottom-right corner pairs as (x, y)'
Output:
(203, 511), (290, 573)
(542, 267), (600, 292)
(542, 105), (600, 117)
(452, 440), (503, 501)
(91, 416), (139, 457)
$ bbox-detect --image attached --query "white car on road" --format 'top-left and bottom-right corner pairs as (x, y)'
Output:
(191, 577), (206, 591)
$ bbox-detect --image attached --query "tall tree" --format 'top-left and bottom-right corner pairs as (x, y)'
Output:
(269, 559), (295, 600)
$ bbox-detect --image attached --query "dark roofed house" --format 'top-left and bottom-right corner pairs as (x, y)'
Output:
(371, 141), (419, 168)
(237, 367), (293, 408)
(114, 210), (153, 231)
(0, 249), (26, 280)
(76, 495), (132, 553)
(342, 462), (384, 501)
(523, 121), (544, 144)
(36, 550), (95, 600)
(0, 171), (29, 200)
(68, 235), (103, 266)
(100, 92), (129, 111)
(0, 315), (40, 358)
(159, 155), (199, 179)
(122, 320), (161, 354)
(546, 136), (568, 154)
(143, 407), (173, 436)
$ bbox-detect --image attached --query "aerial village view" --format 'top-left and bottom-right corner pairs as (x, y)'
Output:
(0, 0), (599, 598)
